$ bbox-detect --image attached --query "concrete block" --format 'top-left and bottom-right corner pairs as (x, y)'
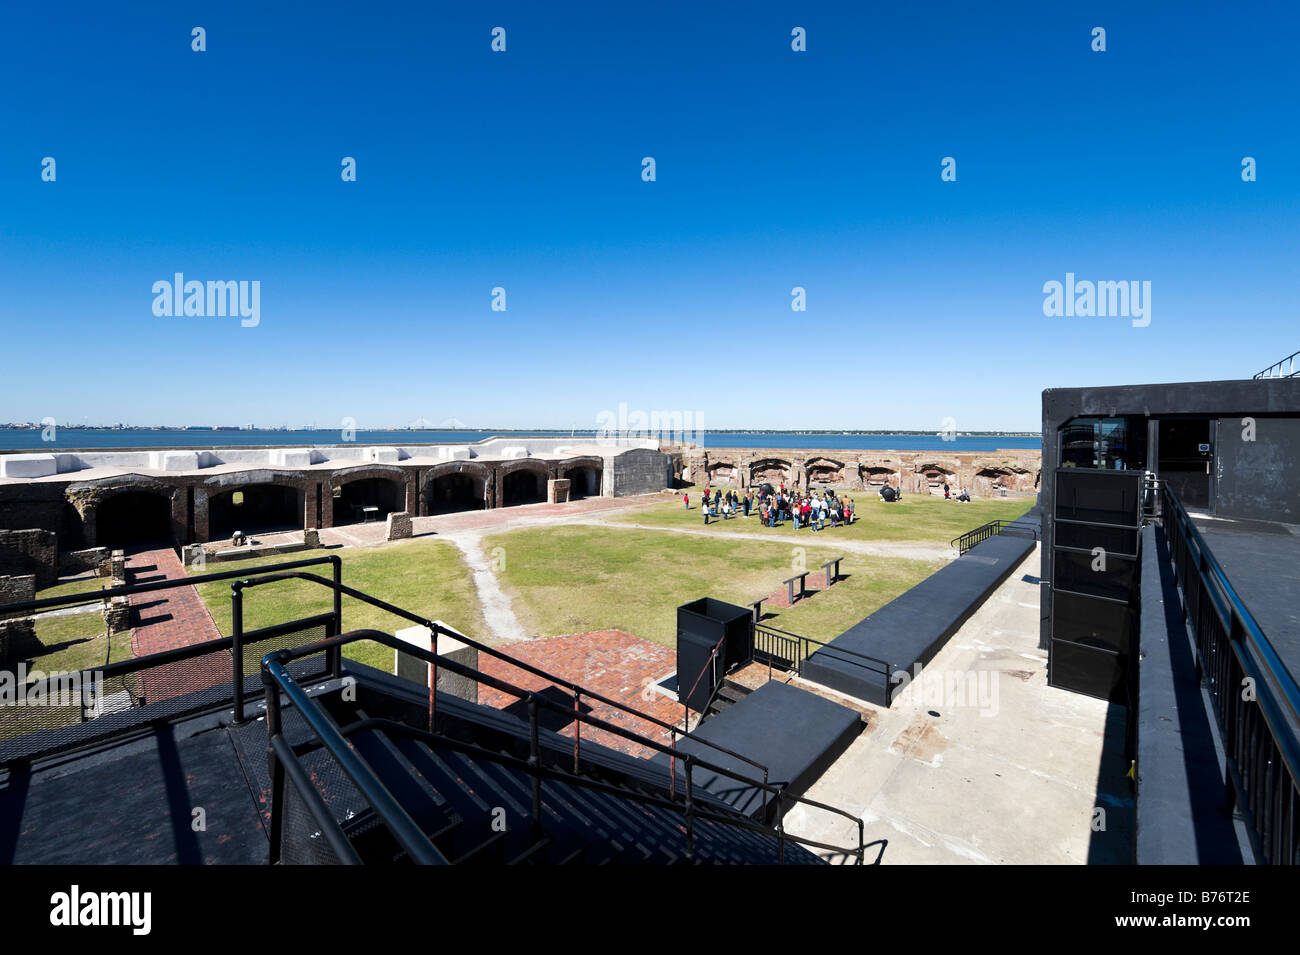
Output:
(149, 451), (199, 471)
(366, 447), (401, 464)
(394, 623), (477, 704)
(499, 446), (528, 459)
(271, 449), (314, 468)
(0, 453), (58, 479)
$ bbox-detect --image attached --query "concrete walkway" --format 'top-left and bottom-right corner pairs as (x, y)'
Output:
(781, 545), (1133, 865)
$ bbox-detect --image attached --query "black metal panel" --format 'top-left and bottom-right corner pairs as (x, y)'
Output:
(1053, 549), (1138, 603)
(1049, 470), (1142, 698)
(1213, 415), (1300, 523)
(1050, 639), (1126, 703)
(1054, 469), (1143, 526)
(1051, 590), (1136, 653)
(1055, 521), (1138, 557)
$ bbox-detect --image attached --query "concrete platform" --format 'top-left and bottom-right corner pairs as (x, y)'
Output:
(649, 680), (862, 822)
(782, 544), (1135, 864)
(802, 532), (1038, 705)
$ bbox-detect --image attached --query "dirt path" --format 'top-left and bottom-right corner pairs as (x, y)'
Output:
(442, 530), (529, 642)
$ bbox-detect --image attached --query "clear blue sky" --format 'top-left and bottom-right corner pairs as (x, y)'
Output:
(1, 1), (1296, 432)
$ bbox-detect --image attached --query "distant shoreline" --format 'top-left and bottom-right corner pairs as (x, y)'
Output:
(0, 427), (1041, 454)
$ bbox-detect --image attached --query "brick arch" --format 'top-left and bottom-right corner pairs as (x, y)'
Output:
(328, 464), (408, 487)
(706, 459), (739, 485)
(749, 458), (792, 485)
(560, 456), (604, 498)
(858, 464), (898, 488)
(424, 461), (493, 514)
(803, 457), (845, 487)
(66, 476), (183, 548)
(193, 470), (312, 543)
(498, 459), (549, 507)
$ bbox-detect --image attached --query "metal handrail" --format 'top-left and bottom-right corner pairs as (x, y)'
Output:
(232, 570), (771, 784)
(755, 622), (894, 674)
(263, 629), (868, 863)
(1161, 483), (1300, 863)
(1253, 350), (1300, 379)
(262, 652), (449, 865)
(950, 519), (1039, 555)
(755, 621), (896, 705)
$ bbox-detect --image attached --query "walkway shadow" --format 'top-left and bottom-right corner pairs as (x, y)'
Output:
(501, 685), (592, 734)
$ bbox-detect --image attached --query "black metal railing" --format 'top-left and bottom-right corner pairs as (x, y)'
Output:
(1253, 350), (1300, 380)
(0, 555), (342, 760)
(1161, 483), (1300, 864)
(951, 519), (1040, 555)
(753, 622), (896, 706)
(232, 569), (772, 797)
(262, 628), (869, 864)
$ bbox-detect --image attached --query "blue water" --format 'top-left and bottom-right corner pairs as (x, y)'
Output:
(0, 428), (1041, 453)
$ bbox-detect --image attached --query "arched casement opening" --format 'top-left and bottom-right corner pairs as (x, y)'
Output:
(707, 461), (737, 485)
(859, 466), (897, 490)
(805, 459), (844, 488)
(749, 459), (792, 487)
(562, 465), (601, 499)
(211, 484), (302, 539)
(428, 471), (487, 513)
(97, 491), (172, 548)
(916, 465), (956, 495)
(503, 468), (546, 507)
(333, 477), (404, 525)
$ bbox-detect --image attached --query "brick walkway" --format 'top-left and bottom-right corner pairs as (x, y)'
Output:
(124, 546), (228, 704)
(477, 630), (682, 758)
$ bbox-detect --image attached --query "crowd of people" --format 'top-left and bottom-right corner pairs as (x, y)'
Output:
(683, 480), (973, 523)
(686, 485), (856, 530)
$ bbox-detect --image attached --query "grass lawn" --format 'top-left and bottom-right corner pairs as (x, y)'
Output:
(33, 573), (107, 603)
(483, 524), (942, 648)
(618, 487), (1035, 545)
(24, 612), (134, 673)
(190, 540), (485, 672)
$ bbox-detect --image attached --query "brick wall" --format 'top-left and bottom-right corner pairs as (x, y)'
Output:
(0, 529), (58, 588)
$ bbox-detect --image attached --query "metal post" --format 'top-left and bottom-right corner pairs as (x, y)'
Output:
(669, 733), (677, 797)
(428, 624), (438, 733)
(329, 558), (343, 678)
(263, 662), (284, 864)
(232, 584), (245, 723)
(572, 689), (581, 773)
(684, 757), (696, 863)
(776, 792), (786, 864)
(528, 695), (543, 838)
